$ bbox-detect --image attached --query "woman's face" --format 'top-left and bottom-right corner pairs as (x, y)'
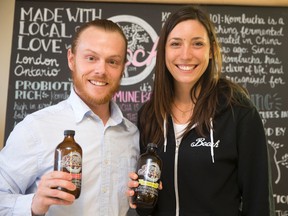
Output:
(165, 19), (211, 88)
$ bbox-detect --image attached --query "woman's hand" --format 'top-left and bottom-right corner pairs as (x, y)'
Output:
(126, 172), (139, 209)
(126, 172), (163, 209)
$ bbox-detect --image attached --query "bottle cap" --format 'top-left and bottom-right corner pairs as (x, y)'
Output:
(64, 130), (75, 136)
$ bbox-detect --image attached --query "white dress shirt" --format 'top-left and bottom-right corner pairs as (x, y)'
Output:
(0, 88), (140, 216)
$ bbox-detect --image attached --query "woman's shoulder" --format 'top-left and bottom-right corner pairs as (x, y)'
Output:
(216, 78), (254, 110)
(138, 100), (153, 115)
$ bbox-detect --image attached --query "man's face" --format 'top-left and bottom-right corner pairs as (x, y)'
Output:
(68, 26), (126, 108)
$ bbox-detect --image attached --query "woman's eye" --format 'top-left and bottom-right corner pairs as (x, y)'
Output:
(170, 42), (180, 47)
(194, 42), (204, 47)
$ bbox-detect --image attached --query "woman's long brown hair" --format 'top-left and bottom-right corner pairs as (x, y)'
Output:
(138, 5), (249, 147)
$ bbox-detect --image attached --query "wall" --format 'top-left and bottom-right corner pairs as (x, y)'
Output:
(0, 0), (15, 149)
(0, 0), (287, 150)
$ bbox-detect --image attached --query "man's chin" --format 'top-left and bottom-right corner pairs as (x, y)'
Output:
(90, 93), (114, 105)
(76, 85), (119, 105)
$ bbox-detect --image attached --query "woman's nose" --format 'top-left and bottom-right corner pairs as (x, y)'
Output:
(181, 47), (193, 60)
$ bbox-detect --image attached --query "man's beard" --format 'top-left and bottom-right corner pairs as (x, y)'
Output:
(87, 83), (120, 105)
(73, 78), (121, 106)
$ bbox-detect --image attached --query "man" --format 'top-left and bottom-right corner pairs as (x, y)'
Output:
(0, 19), (139, 216)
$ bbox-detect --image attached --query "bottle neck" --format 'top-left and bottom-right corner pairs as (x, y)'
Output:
(147, 147), (156, 153)
(65, 135), (75, 140)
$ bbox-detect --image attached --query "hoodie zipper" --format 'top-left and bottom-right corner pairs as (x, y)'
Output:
(172, 122), (198, 216)
(165, 118), (198, 216)
(174, 138), (180, 216)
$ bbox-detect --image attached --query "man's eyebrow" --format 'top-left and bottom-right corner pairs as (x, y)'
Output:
(82, 50), (123, 58)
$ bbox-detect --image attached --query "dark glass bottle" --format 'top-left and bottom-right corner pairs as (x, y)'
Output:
(54, 130), (82, 199)
(132, 143), (162, 208)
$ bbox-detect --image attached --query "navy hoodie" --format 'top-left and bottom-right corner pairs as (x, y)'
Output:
(136, 93), (274, 216)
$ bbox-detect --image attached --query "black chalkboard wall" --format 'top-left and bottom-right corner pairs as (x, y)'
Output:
(5, 0), (288, 214)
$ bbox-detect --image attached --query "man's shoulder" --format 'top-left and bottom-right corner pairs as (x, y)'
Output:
(25, 99), (70, 121)
(122, 117), (138, 131)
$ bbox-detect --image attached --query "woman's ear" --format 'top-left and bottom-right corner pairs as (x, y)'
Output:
(209, 42), (215, 59)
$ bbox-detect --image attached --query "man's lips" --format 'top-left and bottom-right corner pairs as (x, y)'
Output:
(89, 80), (107, 86)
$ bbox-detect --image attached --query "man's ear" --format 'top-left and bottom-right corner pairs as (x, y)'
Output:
(67, 48), (74, 70)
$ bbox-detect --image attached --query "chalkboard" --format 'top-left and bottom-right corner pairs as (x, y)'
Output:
(5, 0), (288, 214)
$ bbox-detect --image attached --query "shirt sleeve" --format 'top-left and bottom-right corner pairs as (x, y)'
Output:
(237, 106), (275, 216)
(0, 193), (35, 216)
(0, 119), (40, 216)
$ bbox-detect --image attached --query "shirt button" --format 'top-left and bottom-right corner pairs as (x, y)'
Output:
(102, 187), (107, 193)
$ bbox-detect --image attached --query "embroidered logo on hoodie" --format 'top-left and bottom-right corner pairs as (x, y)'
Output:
(190, 138), (220, 148)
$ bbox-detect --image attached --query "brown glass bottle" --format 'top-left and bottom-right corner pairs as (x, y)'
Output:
(54, 130), (82, 199)
(132, 143), (162, 208)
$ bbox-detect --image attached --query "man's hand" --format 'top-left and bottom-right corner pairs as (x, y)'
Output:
(31, 171), (76, 215)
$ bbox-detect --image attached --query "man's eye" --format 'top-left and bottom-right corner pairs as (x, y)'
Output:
(87, 56), (95, 61)
(109, 59), (120, 65)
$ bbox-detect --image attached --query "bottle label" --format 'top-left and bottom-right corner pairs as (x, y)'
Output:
(61, 151), (82, 189)
(137, 162), (161, 187)
(135, 181), (158, 197)
(138, 179), (159, 189)
(61, 151), (82, 174)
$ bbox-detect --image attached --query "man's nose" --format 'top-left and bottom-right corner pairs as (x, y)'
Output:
(94, 60), (106, 75)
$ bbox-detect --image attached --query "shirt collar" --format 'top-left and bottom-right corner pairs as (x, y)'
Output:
(68, 88), (128, 129)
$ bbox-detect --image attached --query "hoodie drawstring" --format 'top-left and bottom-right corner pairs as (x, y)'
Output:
(164, 116), (215, 163)
(163, 117), (167, 152)
(210, 118), (215, 163)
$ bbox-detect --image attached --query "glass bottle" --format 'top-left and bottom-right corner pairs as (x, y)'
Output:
(132, 143), (162, 208)
(54, 130), (82, 199)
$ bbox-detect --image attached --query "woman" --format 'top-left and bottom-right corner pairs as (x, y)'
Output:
(127, 5), (274, 216)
